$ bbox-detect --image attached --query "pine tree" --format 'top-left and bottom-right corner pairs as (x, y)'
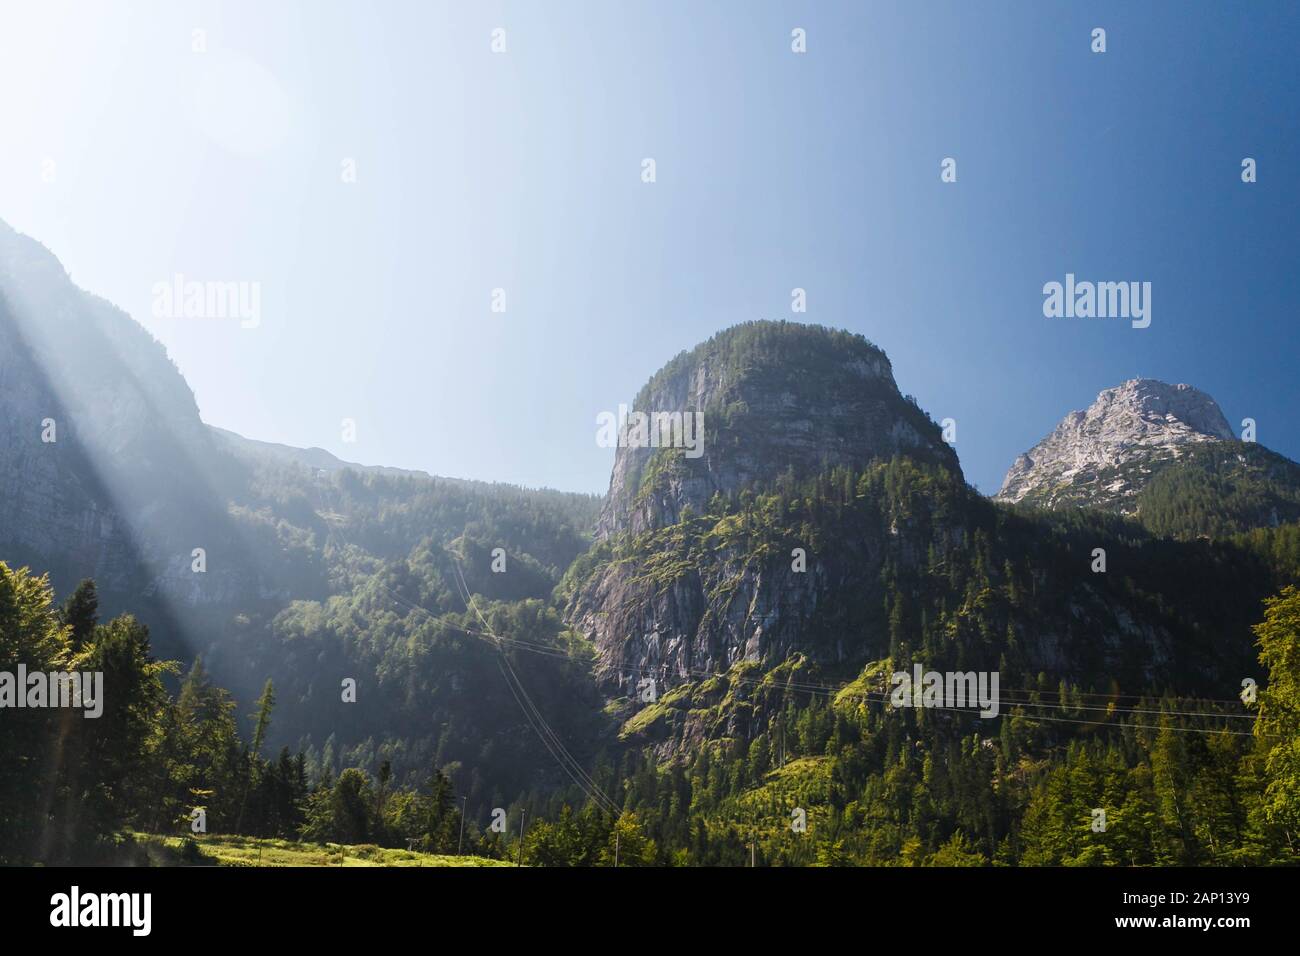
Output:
(250, 679), (275, 757)
(376, 759), (392, 824)
(1251, 586), (1300, 852)
(60, 579), (98, 649)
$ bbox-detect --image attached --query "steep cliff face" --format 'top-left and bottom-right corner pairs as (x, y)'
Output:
(596, 321), (958, 538)
(0, 219), (256, 605)
(569, 322), (962, 700)
(996, 379), (1235, 512)
(0, 306), (138, 591)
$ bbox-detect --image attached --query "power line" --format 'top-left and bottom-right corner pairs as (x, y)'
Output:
(370, 571), (1267, 736)
(447, 548), (621, 817)
(320, 514), (1271, 755)
(320, 509), (621, 817)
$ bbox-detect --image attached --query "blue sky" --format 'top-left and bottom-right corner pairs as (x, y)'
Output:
(1, 1), (1296, 494)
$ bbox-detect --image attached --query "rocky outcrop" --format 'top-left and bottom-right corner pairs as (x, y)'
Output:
(572, 525), (858, 695)
(596, 321), (958, 538)
(996, 379), (1235, 512)
(570, 322), (964, 707)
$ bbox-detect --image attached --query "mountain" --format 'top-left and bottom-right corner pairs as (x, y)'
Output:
(573, 322), (957, 698)
(0, 218), (605, 795)
(995, 379), (1300, 537)
(565, 335), (1283, 758)
(0, 218), (259, 606)
(595, 321), (958, 538)
(997, 379), (1234, 512)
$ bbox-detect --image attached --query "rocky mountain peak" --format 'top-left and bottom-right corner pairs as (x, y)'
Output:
(595, 320), (960, 538)
(996, 378), (1234, 510)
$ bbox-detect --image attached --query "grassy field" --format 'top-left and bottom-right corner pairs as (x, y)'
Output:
(134, 832), (513, 867)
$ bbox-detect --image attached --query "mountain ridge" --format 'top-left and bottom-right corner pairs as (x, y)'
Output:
(209, 424), (599, 500)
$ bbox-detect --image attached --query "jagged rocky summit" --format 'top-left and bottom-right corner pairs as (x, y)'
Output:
(996, 379), (1235, 512)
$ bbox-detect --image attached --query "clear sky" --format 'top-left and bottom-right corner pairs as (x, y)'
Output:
(1, 1), (1296, 494)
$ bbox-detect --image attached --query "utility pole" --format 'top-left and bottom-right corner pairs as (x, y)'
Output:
(458, 796), (467, 855)
(750, 841), (755, 867)
(614, 830), (620, 868)
(516, 810), (526, 866)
